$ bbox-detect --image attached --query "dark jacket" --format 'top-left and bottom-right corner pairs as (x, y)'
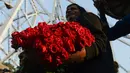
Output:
(94, 0), (130, 19)
(108, 14), (130, 40)
(67, 12), (116, 73)
(95, 1), (130, 41)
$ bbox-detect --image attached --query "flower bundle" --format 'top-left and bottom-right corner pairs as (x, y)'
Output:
(11, 22), (95, 67)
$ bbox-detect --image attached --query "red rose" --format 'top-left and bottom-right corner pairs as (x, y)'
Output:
(11, 21), (95, 67)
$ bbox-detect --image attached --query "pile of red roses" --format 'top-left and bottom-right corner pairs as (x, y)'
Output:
(11, 22), (95, 67)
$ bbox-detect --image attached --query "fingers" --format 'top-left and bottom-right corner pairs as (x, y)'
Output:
(68, 51), (85, 63)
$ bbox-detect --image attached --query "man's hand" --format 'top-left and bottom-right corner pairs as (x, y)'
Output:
(67, 48), (86, 64)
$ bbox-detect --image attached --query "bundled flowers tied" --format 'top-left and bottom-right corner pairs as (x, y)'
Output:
(11, 22), (95, 68)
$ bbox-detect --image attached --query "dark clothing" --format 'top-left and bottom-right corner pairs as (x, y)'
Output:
(108, 14), (130, 40)
(94, 0), (130, 19)
(67, 12), (116, 73)
(96, 2), (130, 41)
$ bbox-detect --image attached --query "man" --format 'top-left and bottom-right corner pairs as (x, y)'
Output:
(65, 3), (116, 73)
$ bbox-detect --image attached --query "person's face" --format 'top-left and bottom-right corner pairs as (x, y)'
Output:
(66, 5), (80, 21)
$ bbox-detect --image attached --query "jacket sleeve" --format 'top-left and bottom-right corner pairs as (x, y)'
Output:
(108, 14), (130, 41)
(79, 12), (107, 60)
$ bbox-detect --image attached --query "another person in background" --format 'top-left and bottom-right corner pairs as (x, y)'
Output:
(65, 3), (116, 73)
(16, 51), (46, 73)
(93, 0), (130, 41)
(114, 61), (119, 73)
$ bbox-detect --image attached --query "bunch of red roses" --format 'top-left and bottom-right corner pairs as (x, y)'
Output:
(11, 21), (95, 67)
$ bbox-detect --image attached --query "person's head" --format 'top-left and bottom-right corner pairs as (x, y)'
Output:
(19, 52), (26, 66)
(66, 3), (86, 22)
(114, 61), (119, 73)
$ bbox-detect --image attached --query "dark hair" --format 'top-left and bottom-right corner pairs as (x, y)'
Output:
(67, 3), (87, 14)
